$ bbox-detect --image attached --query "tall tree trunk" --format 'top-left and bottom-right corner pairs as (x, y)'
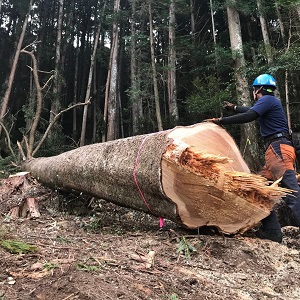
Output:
(190, 0), (195, 42)
(209, 0), (222, 115)
(246, 19), (257, 66)
(80, 23), (101, 146)
(0, 0), (2, 14)
(209, 0), (216, 45)
(226, 2), (261, 171)
(275, 3), (286, 46)
(149, 0), (163, 131)
(131, 0), (143, 135)
(23, 123), (288, 234)
(0, 0), (33, 135)
(50, 0), (64, 123)
(106, 0), (120, 141)
(92, 60), (98, 143)
(73, 36), (80, 141)
(168, 0), (179, 126)
(257, 0), (273, 64)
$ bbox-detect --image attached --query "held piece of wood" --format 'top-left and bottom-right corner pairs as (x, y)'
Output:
(23, 123), (290, 234)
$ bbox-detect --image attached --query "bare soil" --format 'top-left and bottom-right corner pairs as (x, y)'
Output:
(1, 181), (300, 300)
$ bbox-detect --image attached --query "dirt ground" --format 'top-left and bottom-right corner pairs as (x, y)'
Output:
(1, 177), (300, 300)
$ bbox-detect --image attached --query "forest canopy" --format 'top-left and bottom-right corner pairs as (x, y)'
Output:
(1, 0), (300, 171)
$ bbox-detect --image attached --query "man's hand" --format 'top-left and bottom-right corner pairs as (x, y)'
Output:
(203, 118), (222, 125)
(223, 101), (235, 111)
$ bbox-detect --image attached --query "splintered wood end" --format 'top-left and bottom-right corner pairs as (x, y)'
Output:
(161, 123), (290, 234)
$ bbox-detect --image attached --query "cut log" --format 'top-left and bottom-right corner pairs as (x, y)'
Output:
(23, 123), (289, 234)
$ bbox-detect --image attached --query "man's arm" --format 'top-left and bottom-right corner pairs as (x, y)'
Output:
(223, 102), (251, 114)
(235, 106), (251, 113)
(220, 109), (259, 125)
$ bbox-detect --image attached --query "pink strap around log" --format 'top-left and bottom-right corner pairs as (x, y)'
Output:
(133, 134), (164, 228)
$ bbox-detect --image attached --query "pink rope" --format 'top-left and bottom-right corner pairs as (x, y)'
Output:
(133, 135), (164, 228)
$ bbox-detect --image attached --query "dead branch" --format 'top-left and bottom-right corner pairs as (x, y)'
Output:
(32, 100), (91, 157)
(21, 49), (45, 157)
(17, 141), (26, 161)
(0, 120), (16, 159)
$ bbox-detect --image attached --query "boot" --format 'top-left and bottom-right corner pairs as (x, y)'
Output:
(255, 228), (282, 243)
(255, 211), (282, 243)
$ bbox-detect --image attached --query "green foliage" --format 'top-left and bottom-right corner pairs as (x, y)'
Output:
(1, 239), (38, 254)
(81, 216), (102, 233)
(176, 237), (196, 260)
(55, 235), (73, 243)
(76, 263), (101, 272)
(43, 262), (58, 271)
(274, 47), (300, 71)
(275, 0), (300, 6)
(0, 157), (18, 179)
(185, 75), (231, 121)
(169, 293), (180, 300)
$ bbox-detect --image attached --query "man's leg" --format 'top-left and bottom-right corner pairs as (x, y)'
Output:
(281, 169), (300, 227)
(255, 210), (282, 243)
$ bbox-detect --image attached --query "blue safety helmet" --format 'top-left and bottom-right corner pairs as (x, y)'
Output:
(252, 74), (277, 92)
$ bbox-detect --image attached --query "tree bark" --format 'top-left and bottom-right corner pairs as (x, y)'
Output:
(226, 2), (261, 171)
(168, 0), (179, 125)
(50, 0), (64, 123)
(23, 123), (288, 234)
(149, 0), (163, 132)
(106, 0), (120, 141)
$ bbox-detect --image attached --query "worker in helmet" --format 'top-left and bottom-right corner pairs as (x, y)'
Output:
(205, 74), (300, 243)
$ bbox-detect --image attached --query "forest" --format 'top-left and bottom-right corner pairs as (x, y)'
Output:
(2, 2), (300, 299)
(0, 0), (300, 171)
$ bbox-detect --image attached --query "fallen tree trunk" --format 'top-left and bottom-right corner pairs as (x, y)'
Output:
(23, 123), (289, 234)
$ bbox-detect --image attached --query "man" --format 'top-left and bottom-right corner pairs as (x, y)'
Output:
(206, 73), (300, 243)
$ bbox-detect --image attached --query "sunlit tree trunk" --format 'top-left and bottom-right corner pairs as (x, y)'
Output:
(0, 0), (33, 135)
(50, 0), (64, 123)
(257, 0), (273, 64)
(149, 0), (163, 131)
(226, 1), (261, 170)
(168, 0), (179, 126)
(0, 0), (2, 14)
(106, 0), (120, 141)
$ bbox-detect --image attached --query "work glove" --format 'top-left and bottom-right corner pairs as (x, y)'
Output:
(223, 101), (235, 111)
(203, 118), (222, 125)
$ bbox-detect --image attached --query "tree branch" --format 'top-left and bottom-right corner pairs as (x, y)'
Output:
(32, 100), (91, 157)
(0, 120), (16, 160)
